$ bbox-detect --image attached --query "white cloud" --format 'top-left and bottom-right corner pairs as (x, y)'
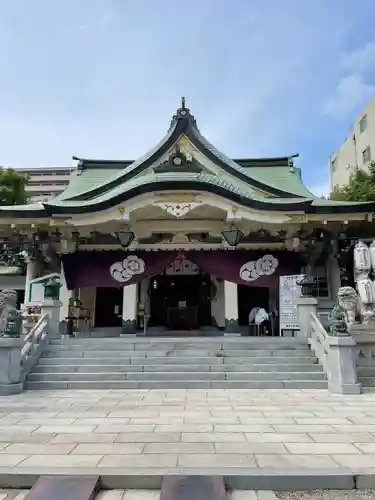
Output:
(342, 42), (375, 73)
(324, 74), (375, 119)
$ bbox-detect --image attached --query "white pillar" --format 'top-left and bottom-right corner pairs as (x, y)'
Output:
(122, 283), (137, 334)
(24, 261), (37, 305)
(224, 280), (239, 333)
(59, 261), (72, 323)
(327, 254), (341, 299)
(211, 278), (225, 330)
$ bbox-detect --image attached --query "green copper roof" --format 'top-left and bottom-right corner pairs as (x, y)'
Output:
(53, 167), (123, 201)
(1, 101), (375, 217)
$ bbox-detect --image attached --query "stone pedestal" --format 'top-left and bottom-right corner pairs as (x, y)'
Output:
(297, 297), (318, 344)
(348, 323), (375, 338)
(41, 299), (62, 339)
(327, 336), (361, 395)
(0, 338), (23, 395)
(224, 281), (239, 334)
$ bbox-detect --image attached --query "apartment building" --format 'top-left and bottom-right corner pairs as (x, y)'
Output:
(16, 166), (75, 202)
(330, 94), (375, 189)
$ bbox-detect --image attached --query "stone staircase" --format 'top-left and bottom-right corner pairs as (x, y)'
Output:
(24, 336), (327, 390)
(357, 366), (375, 387)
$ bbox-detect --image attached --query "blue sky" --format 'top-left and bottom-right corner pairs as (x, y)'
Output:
(1, 0), (375, 196)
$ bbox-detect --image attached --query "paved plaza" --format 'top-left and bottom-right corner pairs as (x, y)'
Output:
(0, 389), (375, 474)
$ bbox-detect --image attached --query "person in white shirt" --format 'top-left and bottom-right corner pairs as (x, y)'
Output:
(248, 306), (270, 335)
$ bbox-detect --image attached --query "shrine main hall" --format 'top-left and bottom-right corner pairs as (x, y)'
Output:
(1, 100), (374, 336)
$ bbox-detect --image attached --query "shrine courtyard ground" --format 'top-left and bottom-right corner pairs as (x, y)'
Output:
(1, 388), (375, 489)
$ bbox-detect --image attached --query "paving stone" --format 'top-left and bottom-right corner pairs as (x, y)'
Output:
(33, 425), (97, 434)
(115, 432), (181, 443)
(99, 454), (178, 467)
(50, 433), (118, 443)
(178, 453), (257, 467)
(0, 443), (76, 454)
(16, 418), (78, 426)
(144, 442), (215, 454)
(245, 433), (312, 443)
(182, 432), (247, 442)
(129, 417), (183, 424)
(14, 493), (29, 500)
(354, 443), (375, 453)
(72, 443), (144, 454)
(95, 425), (155, 433)
(272, 425), (335, 433)
(309, 433), (375, 442)
(285, 443), (361, 454)
(333, 454), (375, 467)
(97, 491), (125, 500)
(214, 425), (275, 433)
(155, 424), (213, 432)
(215, 442), (287, 454)
(230, 492), (258, 500)
(255, 454), (340, 468)
(275, 492), (375, 500)
(0, 433), (55, 443)
(293, 418), (352, 425)
(122, 490), (161, 499)
(18, 454), (103, 467)
(0, 455), (27, 466)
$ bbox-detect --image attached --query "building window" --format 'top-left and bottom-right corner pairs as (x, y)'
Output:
(362, 145), (371, 164)
(331, 158), (336, 172)
(359, 114), (367, 133)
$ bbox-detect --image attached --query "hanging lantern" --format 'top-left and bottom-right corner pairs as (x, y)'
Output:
(357, 278), (375, 304)
(369, 241), (375, 272)
(354, 241), (371, 275)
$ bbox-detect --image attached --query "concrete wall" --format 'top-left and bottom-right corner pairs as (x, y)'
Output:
(330, 94), (375, 189)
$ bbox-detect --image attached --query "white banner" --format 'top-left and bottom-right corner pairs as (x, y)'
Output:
(279, 274), (304, 333)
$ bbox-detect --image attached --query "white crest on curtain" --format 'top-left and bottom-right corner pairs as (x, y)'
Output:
(239, 254), (279, 282)
(110, 255), (145, 283)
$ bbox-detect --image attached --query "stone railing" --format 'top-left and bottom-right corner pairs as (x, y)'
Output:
(0, 297), (62, 396)
(309, 311), (360, 394)
(20, 313), (49, 378)
(298, 297), (361, 394)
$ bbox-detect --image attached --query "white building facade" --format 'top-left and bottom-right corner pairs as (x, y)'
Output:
(16, 166), (74, 202)
(330, 94), (375, 189)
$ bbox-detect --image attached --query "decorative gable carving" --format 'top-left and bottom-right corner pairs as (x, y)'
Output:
(166, 254), (200, 275)
(153, 202), (202, 218)
(153, 147), (202, 174)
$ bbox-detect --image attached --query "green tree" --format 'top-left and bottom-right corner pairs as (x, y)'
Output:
(330, 161), (375, 202)
(0, 168), (29, 205)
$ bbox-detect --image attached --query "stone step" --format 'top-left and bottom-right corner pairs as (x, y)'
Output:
(358, 376), (375, 386)
(32, 363), (323, 373)
(50, 336), (302, 345)
(49, 341), (308, 351)
(357, 367), (375, 376)
(24, 379), (328, 390)
(41, 349), (313, 358)
(37, 355), (317, 365)
(27, 371), (326, 382)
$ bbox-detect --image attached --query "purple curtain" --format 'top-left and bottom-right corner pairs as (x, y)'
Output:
(187, 250), (301, 287)
(62, 249), (301, 290)
(62, 251), (177, 290)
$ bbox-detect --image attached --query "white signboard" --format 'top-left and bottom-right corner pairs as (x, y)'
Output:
(279, 274), (304, 333)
